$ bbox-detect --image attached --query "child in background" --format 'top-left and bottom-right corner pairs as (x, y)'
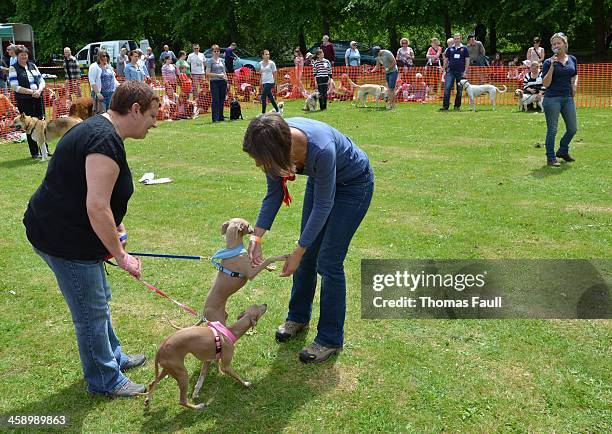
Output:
(178, 64), (192, 97)
(160, 85), (179, 120)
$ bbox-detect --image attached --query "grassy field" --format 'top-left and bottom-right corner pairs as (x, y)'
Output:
(0, 100), (610, 433)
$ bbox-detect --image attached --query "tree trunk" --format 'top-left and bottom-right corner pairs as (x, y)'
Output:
(489, 17), (497, 55)
(593, 0), (607, 54)
(444, 11), (451, 41)
(389, 23), (399, 53)
(298, 28), (307, 56)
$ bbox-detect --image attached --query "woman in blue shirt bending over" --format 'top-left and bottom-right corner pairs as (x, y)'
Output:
(243, 114), (374, 363)
(541, 32), (579, 167)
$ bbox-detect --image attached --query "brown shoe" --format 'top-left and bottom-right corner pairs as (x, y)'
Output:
(547, 158), (561, 167)
(556, 152), (576, 162)
(299, 341), (342, 364)
(275, 320), (308, 342)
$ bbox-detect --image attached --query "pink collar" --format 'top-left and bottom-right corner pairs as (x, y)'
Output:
(208, 321), (237, 344)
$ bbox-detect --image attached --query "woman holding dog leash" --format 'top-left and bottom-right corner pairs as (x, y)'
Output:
(244, 114), (374, 363)
(23, 81), (159, 397)
(8, 45), (46, 158)
(541, 32), (578, 167)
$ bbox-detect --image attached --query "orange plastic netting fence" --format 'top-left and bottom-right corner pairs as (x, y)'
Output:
(1, 63), (610, 142)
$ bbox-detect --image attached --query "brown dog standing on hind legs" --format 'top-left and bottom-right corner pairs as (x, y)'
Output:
(144, 304), (268, 410)
(202, 218), (287, 324)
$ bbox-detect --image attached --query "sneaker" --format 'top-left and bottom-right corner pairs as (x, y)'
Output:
(109, 380), (145, 397)
(121, 354), (146, 372)
(547, 159), (561, 167)
(556, 152), (576, 162)
(275, 320), (308, 342)
(299, 341), (342, 364)
(439, 107), (449, 111)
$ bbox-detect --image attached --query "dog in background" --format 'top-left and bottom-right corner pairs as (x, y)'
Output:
(12, 113), (82, 161)
(458, 79), (507, 111)
(68, 97), (94, 120)
(515, 89), (544, 112)
(268, 101), (284, 116)
(345, 76), (389, 108)
(302, 91), (319, 112)
(229, 98), (243, 120)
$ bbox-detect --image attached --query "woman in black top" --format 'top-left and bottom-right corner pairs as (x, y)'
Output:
(8, 45), (46, 158)
(23, 81), (159, 397)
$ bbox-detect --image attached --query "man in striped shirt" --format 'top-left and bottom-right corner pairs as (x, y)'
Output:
(313, 48), (332, 111)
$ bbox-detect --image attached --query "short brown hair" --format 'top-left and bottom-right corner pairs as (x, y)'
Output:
(110, 81), (160, 114)
(14, 45), (28, 55)
(533, 37), (540, 44)
(243, 113), (293, 177)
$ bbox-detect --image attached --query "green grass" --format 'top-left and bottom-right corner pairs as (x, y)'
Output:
(0, 101), (610, 433)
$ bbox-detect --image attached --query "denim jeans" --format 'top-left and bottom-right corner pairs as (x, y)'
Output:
(91, 91), (113, 113)
(542, 96), (577, 160)
(386, 70), (398, 90)
(210, 79), (227, 122)
(442, 70), (463, 109)
(287, 167), (374, 348)
(34, 248), (129, 394)
(261, 83), (279, 113)
(316, 77), (329, 110)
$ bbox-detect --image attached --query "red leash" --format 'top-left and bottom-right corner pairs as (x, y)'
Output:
(105, 260), (199, 317)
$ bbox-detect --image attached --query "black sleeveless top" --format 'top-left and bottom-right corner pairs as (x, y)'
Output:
(24, 115), (134, 260)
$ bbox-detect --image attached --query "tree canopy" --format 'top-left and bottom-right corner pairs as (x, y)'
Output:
(1, 0), (610, 64)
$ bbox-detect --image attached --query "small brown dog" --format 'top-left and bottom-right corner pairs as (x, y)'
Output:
(12, 113), (81, 160)
(68, 97), (94, 120)
(144, 304), (268, 410)
(203, 218), (287, 324)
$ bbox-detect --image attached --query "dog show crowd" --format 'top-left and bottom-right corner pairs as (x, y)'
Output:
(0, 30), (580, 405)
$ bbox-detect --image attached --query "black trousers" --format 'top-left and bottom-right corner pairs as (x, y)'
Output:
(16, 96), (46, 157)
(316, 76), (329, 110)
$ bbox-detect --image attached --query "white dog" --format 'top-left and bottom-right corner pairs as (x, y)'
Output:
(514, 89), (544, 112)
(346, 77), (389, 108)
(458, 79), (507, 111)
(268, 101), (284, 116)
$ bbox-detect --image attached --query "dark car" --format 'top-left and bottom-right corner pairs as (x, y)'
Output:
(203, 47), (261, 70)
(307, 40), (377, 66)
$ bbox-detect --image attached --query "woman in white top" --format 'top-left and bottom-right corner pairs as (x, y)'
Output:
(88, 49), (119, 113)
(526, 37), (545, 64)
(258, 49), (279, 113)
(396, 38), (415, 72)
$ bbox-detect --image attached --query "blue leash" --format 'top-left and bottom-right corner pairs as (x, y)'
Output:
(128, 252), (205, 261)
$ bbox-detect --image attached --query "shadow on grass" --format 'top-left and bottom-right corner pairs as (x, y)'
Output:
(0, 157), (36, 169)
(139, 332), (339, 432)
(5, 380), (106, 433)
(530, 162), (572, 178)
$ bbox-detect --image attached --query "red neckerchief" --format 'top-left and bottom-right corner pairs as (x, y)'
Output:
(281, 174), (296, 206)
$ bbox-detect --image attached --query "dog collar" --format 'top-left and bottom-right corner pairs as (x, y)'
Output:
(209, 321), (237, 344)
(211, 245), (247, 278)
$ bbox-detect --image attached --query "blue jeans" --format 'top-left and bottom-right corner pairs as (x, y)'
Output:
(91, 91), (113, 112)
(34, 248), (129, 394)
(442, 70), (463, 109)
(261, 83), (279, 113)
(542, 96), (577, 160)
(287, 168), (374, 348)
(210, 79), (227, 122)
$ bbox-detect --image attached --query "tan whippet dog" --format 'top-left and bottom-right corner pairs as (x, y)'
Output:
(202, 218), (287, 324)
(144, 304), (268, 410)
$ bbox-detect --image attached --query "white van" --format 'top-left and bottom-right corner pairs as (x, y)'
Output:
(75, 39), (149, 67)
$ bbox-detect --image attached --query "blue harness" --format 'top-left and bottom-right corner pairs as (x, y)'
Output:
(211, 245), (247, 278)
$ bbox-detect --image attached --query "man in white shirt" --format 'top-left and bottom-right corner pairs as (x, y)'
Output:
(187, 43), (206, 95)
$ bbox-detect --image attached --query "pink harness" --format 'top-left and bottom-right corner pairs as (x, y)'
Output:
(208, 321), (237, 360)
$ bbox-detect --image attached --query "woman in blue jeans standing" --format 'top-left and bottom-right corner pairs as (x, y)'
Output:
(206, 44), (227, 122)
(541, 33), (578, 167)
(258, 49), (280, 113)
(87, 50), (119, 112)
(23, 82), (159, 397)
(243, 114), (374, 363)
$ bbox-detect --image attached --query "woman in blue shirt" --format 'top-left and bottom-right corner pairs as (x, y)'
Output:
(344, 41), (361, 82)
(243, 114), (374, 363)
(541, 33), (578, 167)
